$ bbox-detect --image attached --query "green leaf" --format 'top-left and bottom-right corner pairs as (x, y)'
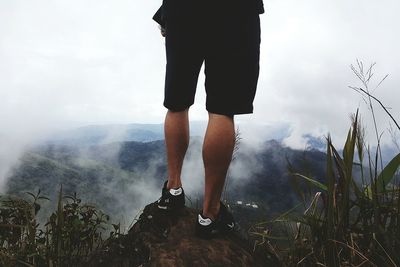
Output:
(375, 153), (400, 193)
(292, 173), (328, 191)
(365, 153), (400, 199)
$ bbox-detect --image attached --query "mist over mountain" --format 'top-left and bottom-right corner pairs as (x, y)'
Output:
(4, 121), (399, 232)
(42, 122), (207, 146)
(4, 122), (328, 230)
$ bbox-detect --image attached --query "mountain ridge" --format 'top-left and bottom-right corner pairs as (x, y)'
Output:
(5, 138), (327, 230)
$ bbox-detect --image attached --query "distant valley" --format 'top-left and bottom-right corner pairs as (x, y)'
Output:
(5, 125), (327, 229)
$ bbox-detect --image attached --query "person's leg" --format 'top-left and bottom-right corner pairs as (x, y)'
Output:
(164, 109), (190, 190)
(202, 113), (235, 220)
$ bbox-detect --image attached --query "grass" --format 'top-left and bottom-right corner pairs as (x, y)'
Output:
(251, 62), (400, 266)
(0, 187), (111, 266)
(251, 116), (400, 266)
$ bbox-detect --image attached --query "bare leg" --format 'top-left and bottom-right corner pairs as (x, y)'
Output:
(164, 109), (189, 190)
(202, 113), (235, 220)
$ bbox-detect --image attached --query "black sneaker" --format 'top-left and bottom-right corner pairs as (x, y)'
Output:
(195, 202), (235, 239)
(156, 180), (185, 211)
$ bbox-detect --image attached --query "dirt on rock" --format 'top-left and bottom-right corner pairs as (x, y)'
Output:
(84, 202), (275, 267)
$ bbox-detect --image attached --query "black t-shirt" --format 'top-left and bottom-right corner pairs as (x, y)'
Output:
(153, 0), (264, 28)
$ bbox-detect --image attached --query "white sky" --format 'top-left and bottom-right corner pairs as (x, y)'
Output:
(0, 0), (399, 146)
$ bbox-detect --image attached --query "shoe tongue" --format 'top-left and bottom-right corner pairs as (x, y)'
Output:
(169, 187), (183, 196)
(198, 214), (212, 226)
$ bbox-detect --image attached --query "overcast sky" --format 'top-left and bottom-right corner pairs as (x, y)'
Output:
(0, 0), (399, 147)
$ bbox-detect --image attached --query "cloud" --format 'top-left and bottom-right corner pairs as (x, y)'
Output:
(253, 0), (400, 147)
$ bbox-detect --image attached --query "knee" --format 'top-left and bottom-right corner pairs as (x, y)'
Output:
(208, 112), (234, 121)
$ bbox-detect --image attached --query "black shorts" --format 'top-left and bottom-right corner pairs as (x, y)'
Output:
(162, 0), (262, 116)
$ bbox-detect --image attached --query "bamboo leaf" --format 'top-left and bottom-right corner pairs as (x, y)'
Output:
(271, 203), (304, 222)
(375, 153), (400, 193)
(365, 153), (400, 199)
(326, 136), (337, 265)
(292, 173), (327, 191)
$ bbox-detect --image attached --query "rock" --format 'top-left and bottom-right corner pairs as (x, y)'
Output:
(85, 202), (272, 267)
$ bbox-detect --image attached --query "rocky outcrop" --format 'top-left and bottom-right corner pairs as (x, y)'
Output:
(85, 202), (273, 267)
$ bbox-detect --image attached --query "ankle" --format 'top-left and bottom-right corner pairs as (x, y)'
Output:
(202, 203), (220, 221)
(167, 179), (182, 190)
